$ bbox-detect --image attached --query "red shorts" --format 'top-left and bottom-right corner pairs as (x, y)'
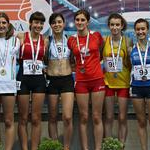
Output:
(105, 86), (129, 98)
(75, 78), (105, 93)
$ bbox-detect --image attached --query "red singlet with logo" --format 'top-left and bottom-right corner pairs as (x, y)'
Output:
(68, 31), (104, 81)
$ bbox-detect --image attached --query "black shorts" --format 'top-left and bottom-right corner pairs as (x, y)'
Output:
(0, 93), (16, 96)
(17, 68), (46, 94)
(46, 74), (74, 94)
(130, 86), (150, 98)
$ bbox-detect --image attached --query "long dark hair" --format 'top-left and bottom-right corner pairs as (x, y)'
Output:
(107, 13), (127, 31)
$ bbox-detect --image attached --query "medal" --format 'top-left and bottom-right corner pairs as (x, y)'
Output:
(110, 36), (122, 72)
(80, 67), (85, 73)
(0, 40), (9, 75)
(113, 73), (117, 78)
(52, 33), (66, 59)
(137, 41), (149, 81)
(0, 68), (6, 76)
(29, 33), (41, 74)
(142, 75), (147, 81)
(77, 31), (90, 73)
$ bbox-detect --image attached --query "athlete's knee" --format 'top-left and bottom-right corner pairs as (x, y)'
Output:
(63, 115), (72, 125)
(49, 114), (57, 123)
(118, 115), (127, 124)
(138, 119), (147, 128)
(32, 115), (41, 127)
(92, 114), (101, 125)
(19, 116), (28, 125)
(80, 113), (88, 124)
(105, 114), (114, 123)
(4, 118), (14, 128)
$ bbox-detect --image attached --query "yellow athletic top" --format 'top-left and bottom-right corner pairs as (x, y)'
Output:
(103, 36), (131, 88)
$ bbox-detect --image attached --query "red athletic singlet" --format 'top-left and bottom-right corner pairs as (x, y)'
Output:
(19, 32), (45, 61)
(68, 31), (104, 81)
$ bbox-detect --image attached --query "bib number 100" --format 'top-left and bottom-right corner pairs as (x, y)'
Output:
(28, 63), (39, 71)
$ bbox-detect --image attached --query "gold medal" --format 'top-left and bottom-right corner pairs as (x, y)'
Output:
(0, 68), (6, 76)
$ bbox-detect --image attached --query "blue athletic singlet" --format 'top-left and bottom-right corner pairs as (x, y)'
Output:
(130, 45), (150, 86)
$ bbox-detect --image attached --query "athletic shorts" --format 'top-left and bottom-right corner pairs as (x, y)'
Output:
(75, 78), (105, 93)
(46, 74), (74, 94)
(0, 93), (16, 96)
(130, 86), (150, 98)
(105, 86), (129, 98)
(17, 74), (46, 95)
(17, 64), (46, 94)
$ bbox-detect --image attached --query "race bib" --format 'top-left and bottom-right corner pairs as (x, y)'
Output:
(16, 81), (21, 90)
(23, 60), (43, 75)
(104, 57), (123, 72)
(133, 64), (150, 80)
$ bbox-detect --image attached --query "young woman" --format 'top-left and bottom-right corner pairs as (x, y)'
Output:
(130, 18), (150, 150)
(46, 13), (74, 150)
(0, 12), (20, 150)
(17, 11), (48, 150)
(68, 9), (105, 150)
(103, 13), (132, 147)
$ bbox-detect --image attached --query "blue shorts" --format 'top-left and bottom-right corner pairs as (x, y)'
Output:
(130, 86), (150, 98)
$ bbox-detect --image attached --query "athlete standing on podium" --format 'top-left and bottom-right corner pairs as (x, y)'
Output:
(46, 13), (74, 150)
(130, 18), (150, 150)
(17, 11), (48, 150)
(0, 12), (20, 150)
(103, 13), (133, 147)
(68, 9), (105, 150)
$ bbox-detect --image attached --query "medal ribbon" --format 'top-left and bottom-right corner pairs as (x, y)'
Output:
(137, 41), (149, 73)
(0, 40), (9, 68)
(11, 37), (17, 79)
(110, 36), (122, 70)
(76, 31), (89, 65)
(29, 33), (41, 64)
(52, 33), (66, 59)
(21, 44), (25, 59)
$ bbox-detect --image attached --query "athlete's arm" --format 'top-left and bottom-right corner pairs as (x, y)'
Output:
(17, 33), (25, 45)
(70, 50), (76, 72)
(125, 36), (133, 70)
(126, 36), (133, 56)
(98, 33), (104, 61)
(43, 36), (49, 73)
